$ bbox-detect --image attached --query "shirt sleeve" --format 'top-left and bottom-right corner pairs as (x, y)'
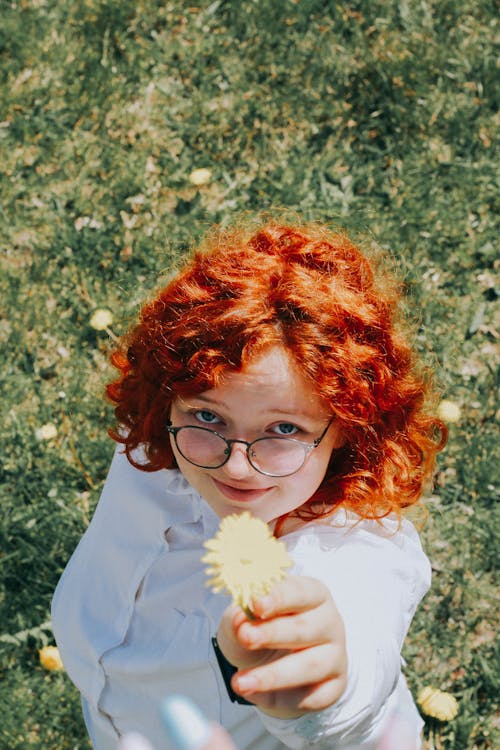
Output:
(51, 448), (201, 739)
(257, 516), (431, 749)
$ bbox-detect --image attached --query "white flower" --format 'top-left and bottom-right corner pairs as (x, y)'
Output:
(202, 512), (292, 612)
(74, 216), (102, 231)
(90, 309), (113, 330)
(35, 423), (58, 441)
(437, 399), (461, 423)
(189, 168), (212, 186)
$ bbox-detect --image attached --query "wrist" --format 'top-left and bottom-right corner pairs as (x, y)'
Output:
(211, 637), (253, 706)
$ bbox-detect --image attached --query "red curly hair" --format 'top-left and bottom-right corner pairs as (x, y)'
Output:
(107, 221), (446, 523)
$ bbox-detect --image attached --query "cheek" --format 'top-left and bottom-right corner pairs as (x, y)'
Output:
(280, 456), (330, 505)
(304, 448), (334, 485)
(171, 449), (201, 488)
(176, 456), (198, 482)
(168, 433), (177, 460)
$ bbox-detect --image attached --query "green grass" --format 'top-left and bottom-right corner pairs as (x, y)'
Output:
(1, 1), (498, 748)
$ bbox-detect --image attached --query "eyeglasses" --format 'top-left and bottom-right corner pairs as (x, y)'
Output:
(166, 420), (332, 478)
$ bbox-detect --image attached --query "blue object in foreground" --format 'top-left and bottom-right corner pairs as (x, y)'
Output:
(160, 695), (212, 750)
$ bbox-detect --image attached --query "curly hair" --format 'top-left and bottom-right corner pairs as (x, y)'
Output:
(107, 221), (446, 524)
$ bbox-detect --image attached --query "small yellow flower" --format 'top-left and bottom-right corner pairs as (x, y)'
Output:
(437, 399), (461, 423)
(89, 308), (114, 331)
(418, 686), (458, 721)
(35, 423), (58, 441)
(39, 645), (64, 672)
(189, 167), (212, 186)
(202, 512), (292, 612)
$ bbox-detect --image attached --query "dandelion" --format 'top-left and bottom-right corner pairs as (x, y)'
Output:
(189, 168), (212, 186)
(202, 512), (292, 613)
(437, 399), (461, 424)
(35, 423), (58, 441)
(90, 308), (114, 331)
(418, 686), (458, 750)
(39, 645), (64, 671)
(418, 686), (458, 722)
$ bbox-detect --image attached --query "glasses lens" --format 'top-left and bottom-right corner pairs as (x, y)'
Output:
(175, 427), (228, 468)
(250, 438), (306, 477)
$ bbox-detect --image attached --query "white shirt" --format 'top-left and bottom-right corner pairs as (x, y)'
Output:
(52, 448), (430, 750)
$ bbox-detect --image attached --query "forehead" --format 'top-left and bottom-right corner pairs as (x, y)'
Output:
(232, 346), (303, 387)
(197, 346), (325, 416)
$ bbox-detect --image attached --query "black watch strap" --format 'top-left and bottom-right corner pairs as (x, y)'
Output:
(211, 637), (253, 706)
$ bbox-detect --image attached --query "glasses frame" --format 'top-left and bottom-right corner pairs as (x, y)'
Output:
(165, 419), (332, 477)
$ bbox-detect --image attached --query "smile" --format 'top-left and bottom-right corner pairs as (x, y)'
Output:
(212, 478), (274, 503)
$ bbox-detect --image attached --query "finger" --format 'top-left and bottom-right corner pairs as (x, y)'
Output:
(238, 676), (347, 719)
(215, 605), (255, 667)
(232, 642), (344, 695)
(236, 606), (339, 651)
(252, 576), (330, 619)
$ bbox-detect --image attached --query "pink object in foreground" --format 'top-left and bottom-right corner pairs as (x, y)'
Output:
(118, 699), (418, 750)
(378, 714), (418, 750)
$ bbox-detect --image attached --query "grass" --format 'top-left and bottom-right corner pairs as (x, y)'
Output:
(0, 1), (498, 747)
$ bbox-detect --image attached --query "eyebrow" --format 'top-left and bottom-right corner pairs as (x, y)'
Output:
(189, 394), (227, 408)
(188, 394), (323, 422)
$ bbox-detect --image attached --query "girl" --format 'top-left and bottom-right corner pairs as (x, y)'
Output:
(52, 220), (446, 750)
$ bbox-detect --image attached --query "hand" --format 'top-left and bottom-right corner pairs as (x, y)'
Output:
(118, 696), (235, 750)
(118, 696), (417, 750)
(216, 575), (348, 719)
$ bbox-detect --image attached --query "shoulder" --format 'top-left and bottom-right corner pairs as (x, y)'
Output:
(96, 446), (203, 528)
(52, 449), (208, 671)
(283, 510), (431, 604)
(284, 509), (424, 555)
(104, 445), (192, 500)
(58, 447), (207, 576)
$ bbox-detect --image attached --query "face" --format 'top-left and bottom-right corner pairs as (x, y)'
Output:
(169, 346), (343, 527)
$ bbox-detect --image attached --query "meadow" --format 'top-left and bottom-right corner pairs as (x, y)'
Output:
(0, 1), (498, 748)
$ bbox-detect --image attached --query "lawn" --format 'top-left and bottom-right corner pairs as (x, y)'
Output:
(0, 1), (498, 748)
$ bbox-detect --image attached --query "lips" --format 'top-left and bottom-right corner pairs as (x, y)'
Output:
(212, 478), (273, 503)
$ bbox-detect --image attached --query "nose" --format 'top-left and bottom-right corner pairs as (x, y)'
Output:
(221, 441), (254, 479)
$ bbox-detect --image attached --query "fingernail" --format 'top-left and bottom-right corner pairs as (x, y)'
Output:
(118, 733), (155, 750)
(234, 673), (258, 693)
(160, 695), (212, 750)
(254, 595), (272, 617)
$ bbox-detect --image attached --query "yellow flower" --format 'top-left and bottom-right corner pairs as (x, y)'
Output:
(417, 686), (458, 721)
(35, 423), (58, 441)
(189, 167), (212, 186)
(39, 645), (64, 672)
(437, 399), (461, 424)
(202, 512), (292, 612)
(90, 308), (114, 330)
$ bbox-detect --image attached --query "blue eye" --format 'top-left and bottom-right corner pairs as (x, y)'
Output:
(195, 410), (220, 425)
(273, 423), (298, 436)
